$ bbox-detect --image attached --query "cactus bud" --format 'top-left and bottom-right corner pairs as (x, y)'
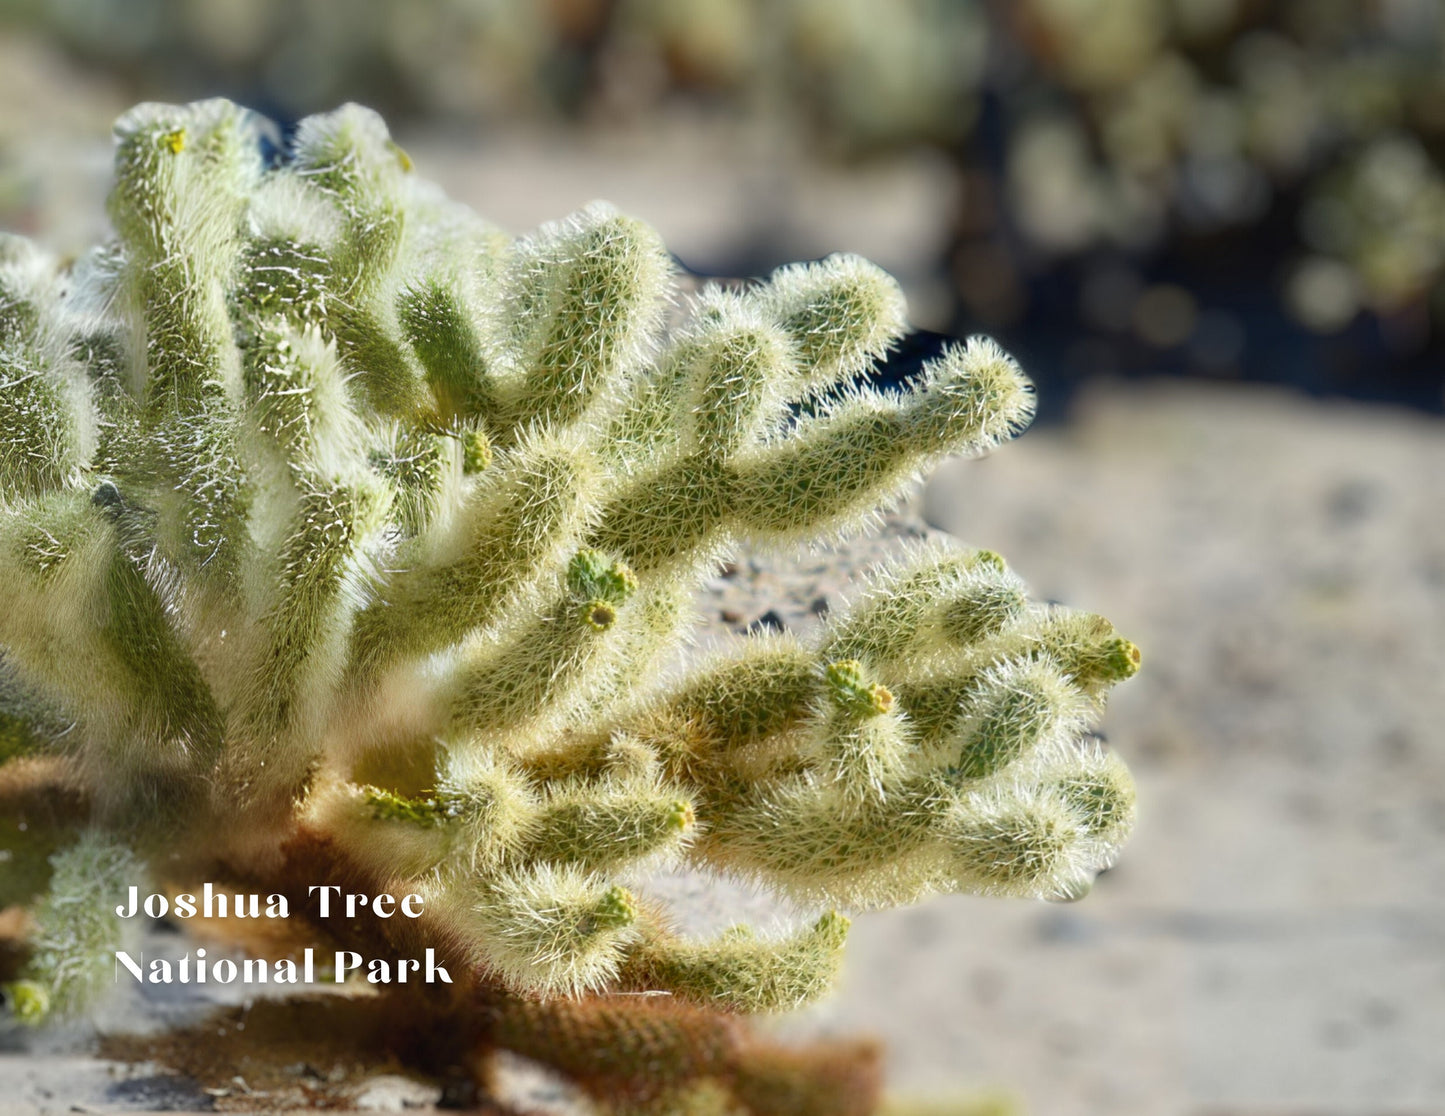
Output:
(825, 659), (894, 717)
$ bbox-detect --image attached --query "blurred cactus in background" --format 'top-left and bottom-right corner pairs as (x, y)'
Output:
(0, 99), (1138, 1108)
(0, 0), (987, 150)
(4, 0), (1443, 410)
(1004, 0), (1445, 318)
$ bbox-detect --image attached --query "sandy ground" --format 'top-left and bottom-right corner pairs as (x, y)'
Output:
(881, 380), (1445, 1115)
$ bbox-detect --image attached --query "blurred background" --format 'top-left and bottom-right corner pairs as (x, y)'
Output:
(0, 1), (1441, 1113)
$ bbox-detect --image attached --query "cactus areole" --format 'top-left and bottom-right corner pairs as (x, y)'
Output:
(0, 101), (1138, 1033)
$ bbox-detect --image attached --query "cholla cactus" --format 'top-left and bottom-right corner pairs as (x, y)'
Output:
(0, 99), (1136, 1071)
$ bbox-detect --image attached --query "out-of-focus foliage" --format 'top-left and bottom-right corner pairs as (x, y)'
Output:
(0, 0), (987, 151)
(5, 0), (1444, 388)
(1005, 0), (1445, 330)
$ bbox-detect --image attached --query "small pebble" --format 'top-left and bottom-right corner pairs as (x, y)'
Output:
(746, 610), (786, 634)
